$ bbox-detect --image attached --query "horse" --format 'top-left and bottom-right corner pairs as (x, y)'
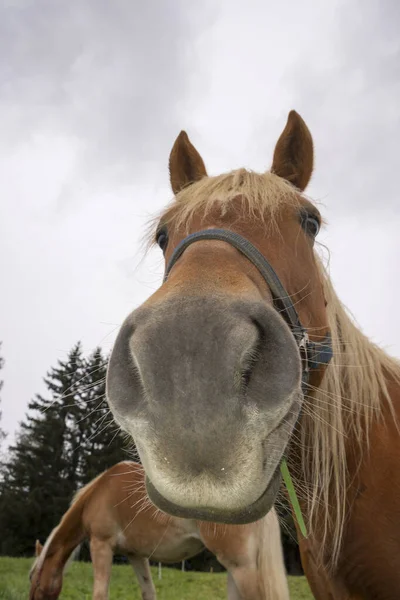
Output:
(29, 461), (290, 600)
(105, 110), (400, 599)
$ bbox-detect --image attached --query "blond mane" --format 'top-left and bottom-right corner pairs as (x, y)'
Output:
(30, 526), (59, 579)
(30, 472), (104, 578)
(148, 167), (400, 567)
(146, 169), (302, 243)
(70, 469), (105, 505)
(302, 260), (400, 566)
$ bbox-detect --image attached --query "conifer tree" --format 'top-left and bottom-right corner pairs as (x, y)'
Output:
(0, 344), (85, 555)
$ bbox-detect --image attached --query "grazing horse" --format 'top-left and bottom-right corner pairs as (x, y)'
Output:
(29, 461), (289, 600)
(106, 111), (400, 599)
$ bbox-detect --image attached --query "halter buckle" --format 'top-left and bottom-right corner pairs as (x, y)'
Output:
(298, 331), (310, 379)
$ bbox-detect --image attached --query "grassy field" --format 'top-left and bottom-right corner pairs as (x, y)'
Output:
(0, 557), (314, 599)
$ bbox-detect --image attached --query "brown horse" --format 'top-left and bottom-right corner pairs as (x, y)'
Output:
(29, 461), (289, 600)
(106, 111), (400, 599)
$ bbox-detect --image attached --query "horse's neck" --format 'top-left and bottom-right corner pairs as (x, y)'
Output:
(44, 495), (87, 574)
(44, 530), (82, 575)
(43, 548), (67, 581)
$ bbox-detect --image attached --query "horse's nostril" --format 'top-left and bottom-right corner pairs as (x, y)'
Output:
(239, 347), (260, 392)
(240, 363), (254, 389)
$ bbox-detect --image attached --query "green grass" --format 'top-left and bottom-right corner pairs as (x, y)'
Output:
(0, 557), (314, 599)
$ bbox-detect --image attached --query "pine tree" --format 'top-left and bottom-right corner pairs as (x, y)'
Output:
(0, 344), (85, 555)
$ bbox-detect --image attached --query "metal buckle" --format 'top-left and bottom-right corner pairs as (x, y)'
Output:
(298, 331), (310, 377)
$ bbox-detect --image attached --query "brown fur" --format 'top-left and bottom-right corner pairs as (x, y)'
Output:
(271, 110), (314, 191)
(29, 461), (289, 600)
(169, 130), (208, 195)
(106, 110), (400, 599)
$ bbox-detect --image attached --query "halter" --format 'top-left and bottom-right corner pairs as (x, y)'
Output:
(163, 228), (333, 391)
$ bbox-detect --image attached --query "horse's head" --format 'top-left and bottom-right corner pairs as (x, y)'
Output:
(29, 539), (62, 600)
(107, 111), (331, 524)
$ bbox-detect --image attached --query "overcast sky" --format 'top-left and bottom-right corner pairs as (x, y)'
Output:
(1, 0), (399, 443)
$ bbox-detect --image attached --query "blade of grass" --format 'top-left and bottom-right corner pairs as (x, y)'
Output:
(280, 459), (307, 538)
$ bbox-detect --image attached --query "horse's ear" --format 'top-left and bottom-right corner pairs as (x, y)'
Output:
(35, 540), (43, 556)
(169, 131), (207, 195)
(271, 110), (314, 191)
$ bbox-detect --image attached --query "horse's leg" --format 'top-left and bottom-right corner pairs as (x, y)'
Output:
(223, 562), (263, 600)
(90, 537), (113, 600)
(127, 555), (157, 600)
(201, 528), (260, 599)
(202, 510), (289, 600)
(227, 570), (243, 600)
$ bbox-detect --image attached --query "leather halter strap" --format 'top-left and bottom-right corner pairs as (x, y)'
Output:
(163, 228), (333, 389)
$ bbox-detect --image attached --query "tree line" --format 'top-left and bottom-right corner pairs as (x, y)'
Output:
(0, 342), (302, 574)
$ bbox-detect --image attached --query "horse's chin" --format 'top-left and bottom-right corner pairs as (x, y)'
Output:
(145, 462), (282, 524)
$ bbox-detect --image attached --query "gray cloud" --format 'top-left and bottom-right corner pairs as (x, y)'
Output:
(1, 1), (214, 191)
(282, 0), (400, 212)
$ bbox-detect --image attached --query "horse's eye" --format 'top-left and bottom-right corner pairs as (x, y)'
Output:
(156, 227), (169, 253)
(301, 213), (320, 238)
